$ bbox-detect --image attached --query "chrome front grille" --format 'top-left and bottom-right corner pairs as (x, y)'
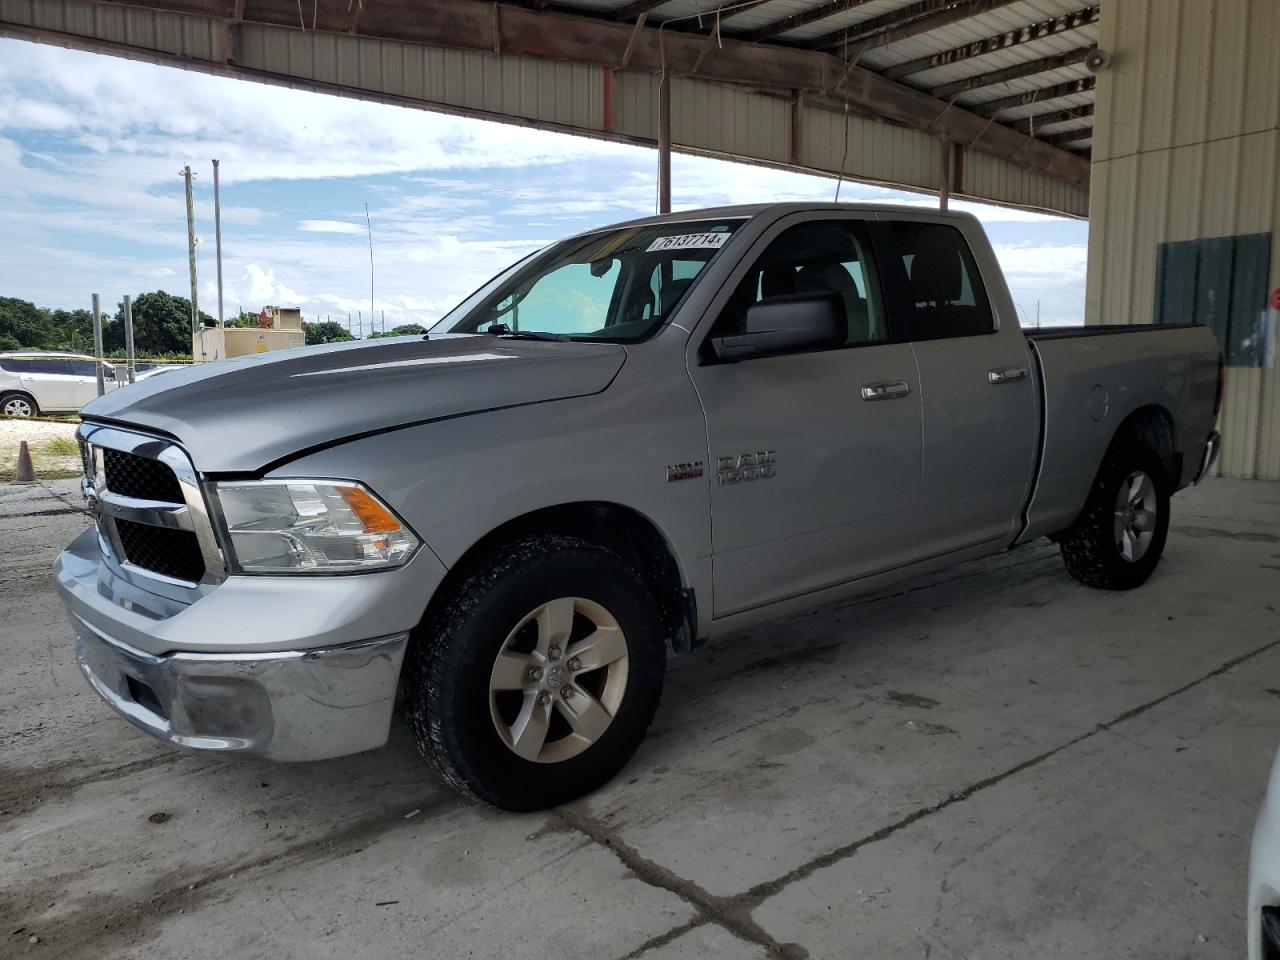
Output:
(79, 424), (225, 587)
(102, 447), (184, 504)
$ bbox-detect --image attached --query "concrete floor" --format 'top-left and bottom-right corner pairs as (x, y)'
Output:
(3, 477), (1279, 959)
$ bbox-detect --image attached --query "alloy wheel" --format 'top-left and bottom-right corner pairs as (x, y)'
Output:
(488, 596), (629, 764)
(1113, 470), (1157, 563)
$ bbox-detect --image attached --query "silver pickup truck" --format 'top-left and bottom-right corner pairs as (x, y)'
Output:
(56, 203), (1221, 810)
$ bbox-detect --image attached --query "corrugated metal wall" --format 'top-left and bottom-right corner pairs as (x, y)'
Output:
(1, 0), (1088, 217)
(1086, 0), (1280, 479)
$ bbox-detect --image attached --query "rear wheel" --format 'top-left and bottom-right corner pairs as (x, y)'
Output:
(1, 393), (37, 418)
(1059, 443), (1171, 590)
(405, 535), (666, 810)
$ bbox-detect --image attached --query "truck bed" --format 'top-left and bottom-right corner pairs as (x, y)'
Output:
(1018, 322), (1220, 544)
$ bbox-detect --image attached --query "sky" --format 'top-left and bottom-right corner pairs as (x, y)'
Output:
(0, 37), (1088, 332)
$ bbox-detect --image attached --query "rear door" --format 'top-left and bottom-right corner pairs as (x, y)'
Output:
(69, 359), (106, 408)
(689, 214), (924, 616)
(877, 216), (1039, 556)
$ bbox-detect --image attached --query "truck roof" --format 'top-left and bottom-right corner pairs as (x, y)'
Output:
(590, 201), (976, 235)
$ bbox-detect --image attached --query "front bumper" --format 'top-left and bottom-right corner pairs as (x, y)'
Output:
(56, 522), (445, 761)
(73, 618), (407, 761)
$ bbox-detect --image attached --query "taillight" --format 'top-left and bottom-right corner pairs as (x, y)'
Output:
(1214, 355), (1225, 416)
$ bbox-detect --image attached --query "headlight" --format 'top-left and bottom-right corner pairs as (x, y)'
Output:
(213, 480), (419, 574)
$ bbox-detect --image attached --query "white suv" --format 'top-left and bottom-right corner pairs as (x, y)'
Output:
(0, 351), (124, 417)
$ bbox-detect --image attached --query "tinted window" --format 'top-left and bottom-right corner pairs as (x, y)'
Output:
(886, 221), (994, 340)
(68, 360), (98, 376)
(0, 358), (32, 374)
(26, 358), (74, 376)
(715, 220), (887, 347)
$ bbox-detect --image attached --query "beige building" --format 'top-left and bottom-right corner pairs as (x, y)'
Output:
(1086, 0), (1280, 478)
(193, 305), (306, 362)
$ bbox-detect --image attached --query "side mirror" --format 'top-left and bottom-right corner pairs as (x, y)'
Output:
(711, 292), (846, 362)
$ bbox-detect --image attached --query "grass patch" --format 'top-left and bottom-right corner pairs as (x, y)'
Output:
(42, 436), (80, 457)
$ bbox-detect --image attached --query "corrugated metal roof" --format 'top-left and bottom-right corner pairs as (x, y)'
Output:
(552, 0), (1097, 155)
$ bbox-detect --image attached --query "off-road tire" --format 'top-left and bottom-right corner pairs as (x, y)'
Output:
(404, 535), (666, 810)
(1059, 443), (1171, 590)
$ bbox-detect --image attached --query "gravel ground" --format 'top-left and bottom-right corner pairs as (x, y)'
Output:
(0, 418), (80, 480)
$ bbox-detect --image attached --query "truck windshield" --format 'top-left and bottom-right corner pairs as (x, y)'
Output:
(434, 218), (745, 342)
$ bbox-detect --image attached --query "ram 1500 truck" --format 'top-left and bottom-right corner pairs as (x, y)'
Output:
(56, 203), (1221, 810)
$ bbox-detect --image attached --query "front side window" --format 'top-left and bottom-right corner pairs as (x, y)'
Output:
(713, 219), (888, 347)
(886, 221), (994, 341)
(437, 219), (744, 342)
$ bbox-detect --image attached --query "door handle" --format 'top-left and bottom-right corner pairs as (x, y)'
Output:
(861, 380), (912, 401)
(988, 367), (1028, 385)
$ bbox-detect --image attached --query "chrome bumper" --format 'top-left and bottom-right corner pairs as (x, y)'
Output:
(73, 618), (407, 761)
(1195, 430), (1221, 484)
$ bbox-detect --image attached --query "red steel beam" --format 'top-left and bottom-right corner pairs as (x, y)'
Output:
(17, 0), (1090, 185)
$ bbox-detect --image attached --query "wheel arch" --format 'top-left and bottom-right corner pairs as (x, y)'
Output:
(1112, 404), (1179, 482)
(423, 501), (697, 654)
(0, 389), (39, 415)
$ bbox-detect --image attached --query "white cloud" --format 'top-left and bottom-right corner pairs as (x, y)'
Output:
(298, 219), (367, 235)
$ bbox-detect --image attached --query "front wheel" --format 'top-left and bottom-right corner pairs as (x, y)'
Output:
(405, 535), (666, 810)
(1059, 443), (1171, 590)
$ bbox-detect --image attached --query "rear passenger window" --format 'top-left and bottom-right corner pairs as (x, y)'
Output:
(713, 220), (887, 347)
(887, 221), (994, 340)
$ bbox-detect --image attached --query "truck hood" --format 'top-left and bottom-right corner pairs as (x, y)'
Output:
(82, 334), (626, 473)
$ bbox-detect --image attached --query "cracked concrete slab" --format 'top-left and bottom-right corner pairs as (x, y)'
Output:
(750, 646), (1279, 958)
(2, 478), (1277, 959)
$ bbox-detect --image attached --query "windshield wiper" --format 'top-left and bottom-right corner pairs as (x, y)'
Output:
(485, 323), (571, 342)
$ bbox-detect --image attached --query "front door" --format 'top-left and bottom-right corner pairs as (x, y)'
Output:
(689, 216), (924, 617)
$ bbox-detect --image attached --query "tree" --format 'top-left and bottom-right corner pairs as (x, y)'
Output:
(370, 322), (427, 338)
(0, 297), (49, 348)
(108, 291), (212, 354)
(303, 320), (355, 345)
(225, 311), (260, 328)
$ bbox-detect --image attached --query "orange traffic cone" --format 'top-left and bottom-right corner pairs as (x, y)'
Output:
(13, 440), (35, 484)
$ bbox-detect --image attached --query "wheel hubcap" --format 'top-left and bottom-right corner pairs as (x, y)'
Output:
(3, 398), (32, 417)
(488, 596), (629, 764)
(1114, 470), (1157, 563)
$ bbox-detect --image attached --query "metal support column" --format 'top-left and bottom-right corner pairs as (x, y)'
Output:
(123, 295), (136, 383)
(212, 159), (224, 326)
(657, 71), (671, 214)
(91, 294), (105, 397)
(939, 138), (951, 210)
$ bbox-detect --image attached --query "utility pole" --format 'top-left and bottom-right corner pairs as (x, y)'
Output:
(123, 295), (136, 383)
(212, 159), (224, 326)
(182, 165), (199, 340)
(91, 294), (105, 397)
(358, 310), (363, 339)
(365, 202), (375, 325)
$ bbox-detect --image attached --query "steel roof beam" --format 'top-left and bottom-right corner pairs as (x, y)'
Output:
(1008, 103), (1094, 134)
(882, 5), (1099, 80)
(736, 0), (880, 44)
(612, 0), (673, 22)
(928, 46), (1094, 100)
(814, 0), (1021, 53)
(44, 0), (1090, 185)
(973, 76), (1095, 115)
(1037, 126), (1093, 147)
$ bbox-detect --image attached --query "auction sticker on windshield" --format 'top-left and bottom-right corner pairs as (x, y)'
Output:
(646, 232), (730, 253)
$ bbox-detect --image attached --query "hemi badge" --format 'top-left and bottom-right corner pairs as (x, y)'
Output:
(666, 461), (704, 482)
